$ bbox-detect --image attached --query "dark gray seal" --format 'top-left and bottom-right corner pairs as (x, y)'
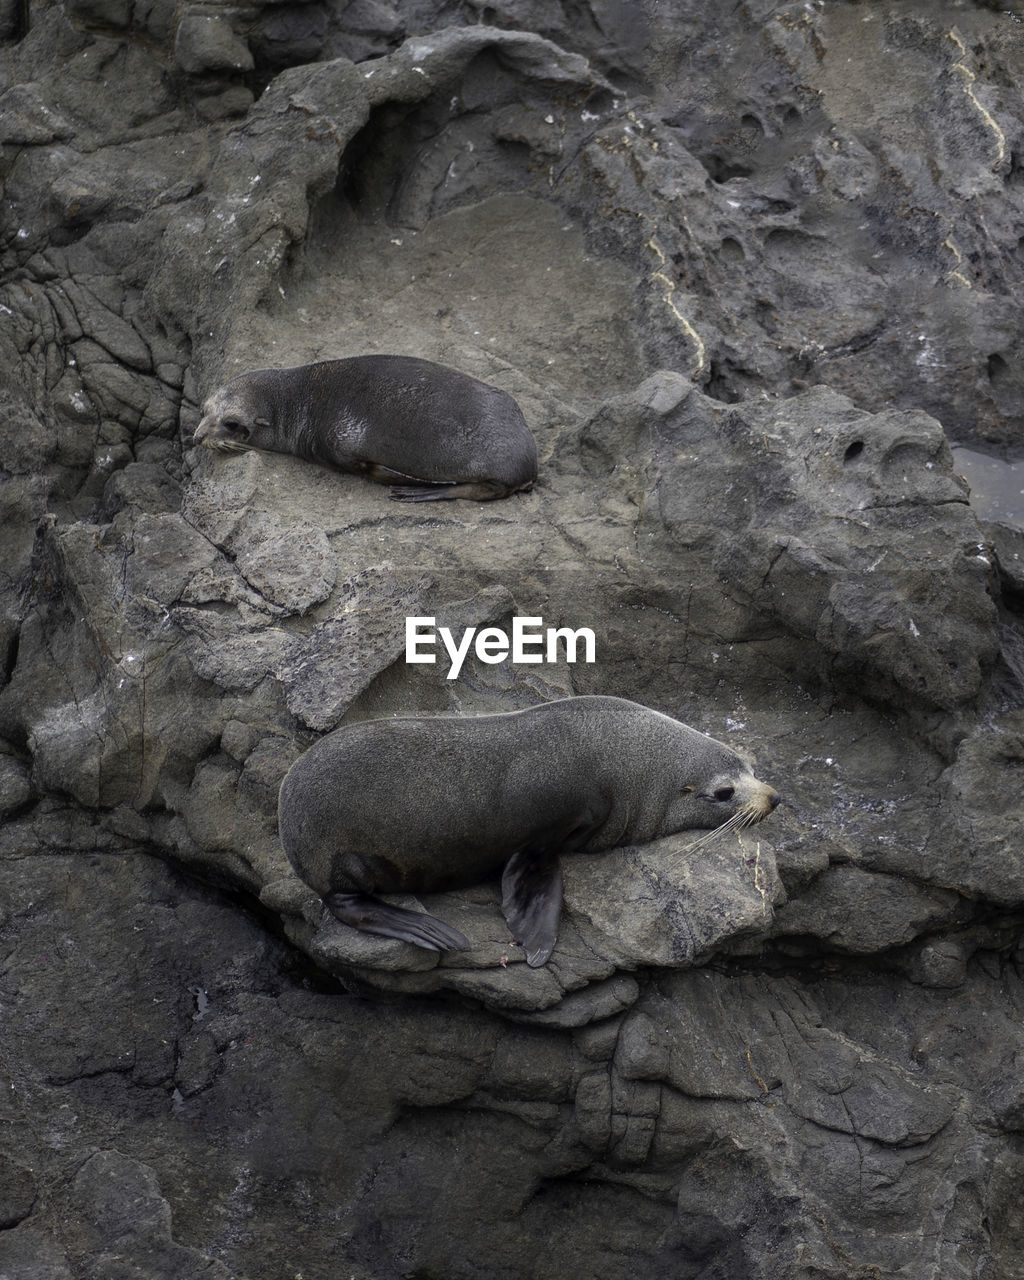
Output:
(278, 695), (780, 967)
(192, 354), (537, 502)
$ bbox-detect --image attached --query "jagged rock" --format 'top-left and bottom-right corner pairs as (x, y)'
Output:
(651, 386), (999, 725)
(174, 10), (255, 75)
(61, 1151), (237, 1279)
(2, 2), (1024, 1277)
(0, 749), (32, 815)
(935, 709), (1024, 903)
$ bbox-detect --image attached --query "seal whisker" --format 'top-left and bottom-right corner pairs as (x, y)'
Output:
(666, 802), (771, 865)
(203, 439), (251, 454)
(664, 812), (746, 863)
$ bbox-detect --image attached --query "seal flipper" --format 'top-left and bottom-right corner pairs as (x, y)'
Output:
(365, 462), (429, 485)
(361, 463), (456, 500)
(501, 849), (564, 968)
(323, 892), (470, 952)
(389, 479), (519, 501)
(388, 482), (460, 502)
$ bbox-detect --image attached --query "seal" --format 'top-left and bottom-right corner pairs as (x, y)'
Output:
(192, 354), (538, 502)
(277, 695), (780, 967)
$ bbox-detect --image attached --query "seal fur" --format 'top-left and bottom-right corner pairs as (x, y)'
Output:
(278, 695), (780, 967)
(192, 354), (537, 502)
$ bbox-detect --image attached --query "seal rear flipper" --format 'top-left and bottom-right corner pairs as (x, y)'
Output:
(388, 482), (459, 502)
(389, 481), (516, 502)
(389, 478), (524, 501)
(501, 849), (563, 968)
(323, 892), (470, 952)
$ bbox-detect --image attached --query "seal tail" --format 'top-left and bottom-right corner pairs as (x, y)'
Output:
(323, 892), (470, 952)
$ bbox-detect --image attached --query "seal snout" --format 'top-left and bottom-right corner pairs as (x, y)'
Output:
(751, 784), (781, 821)
(191, 407), (253, 454)
(733, 781), (781, 829)
(192, 416), (214, 446)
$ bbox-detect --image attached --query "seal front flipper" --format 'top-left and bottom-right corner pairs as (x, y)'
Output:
(501, 849), (563, 968)
(323, 892), (470, 952)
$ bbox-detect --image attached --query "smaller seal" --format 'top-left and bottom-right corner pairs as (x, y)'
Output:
(278, 696), (780, 967)
(192, 354), (538, 502)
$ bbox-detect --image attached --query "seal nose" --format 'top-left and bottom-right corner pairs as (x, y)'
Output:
(768, 789), (781, 810)
(192, 417), (212, 445)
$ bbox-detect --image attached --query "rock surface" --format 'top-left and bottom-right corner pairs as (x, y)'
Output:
(2, 1), (1024, 1277)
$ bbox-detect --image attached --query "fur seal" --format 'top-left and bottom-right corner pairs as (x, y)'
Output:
(278, 695), (780, 967)
(192, 354), (537, 502)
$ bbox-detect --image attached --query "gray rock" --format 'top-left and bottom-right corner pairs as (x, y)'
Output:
(174, 11), (255, 74)
(0, 751), (32, 815)
(935, 709), (1024, 904)
(2, 3), (1024, 1277)
(0, 1226), (73, 1280)
(65, 1150), (237, 1278)
(250, 2), (328, 68)
(774, 865), (967, 953)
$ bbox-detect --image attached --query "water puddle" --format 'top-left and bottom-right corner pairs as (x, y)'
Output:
(952, 447), (1024, 533)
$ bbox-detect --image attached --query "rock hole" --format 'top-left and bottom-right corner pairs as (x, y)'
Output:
(720, 237), (744, 262)
(704, 157), (753, 183)
(843, 441), (865, 462)
(736, 114), (763, 153)
(705, 361), (743, 404)
(987, 352), (1008, 385)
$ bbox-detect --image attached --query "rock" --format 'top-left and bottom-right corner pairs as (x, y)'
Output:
(250, 2), (328, 68)
(0, 1152), (36, 1230)
(935, 710), (1024, 904)
(903, 936), (970, 989)
(653, 387), (999, 727)
(174, 11), (255, 74)
(62, 1149), (238, 1278)
(0, 1226), (73, 1280)
(232, 517), (337, 613)
(0, 750), (32, 815)
(2, 2), (1024, 1276)
(774, 865), (967, 953)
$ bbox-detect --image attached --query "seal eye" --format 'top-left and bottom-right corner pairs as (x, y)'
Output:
(713, 786), (735, 802)
(222, 417), (247, 437)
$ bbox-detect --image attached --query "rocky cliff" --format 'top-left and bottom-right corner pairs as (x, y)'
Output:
(2, 1), (1024, 1277)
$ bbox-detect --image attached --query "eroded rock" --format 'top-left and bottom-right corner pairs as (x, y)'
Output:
(2, 3), (1024, 1278)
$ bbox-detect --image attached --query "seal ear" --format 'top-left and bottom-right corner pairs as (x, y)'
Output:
(681, 785), (695, 794)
